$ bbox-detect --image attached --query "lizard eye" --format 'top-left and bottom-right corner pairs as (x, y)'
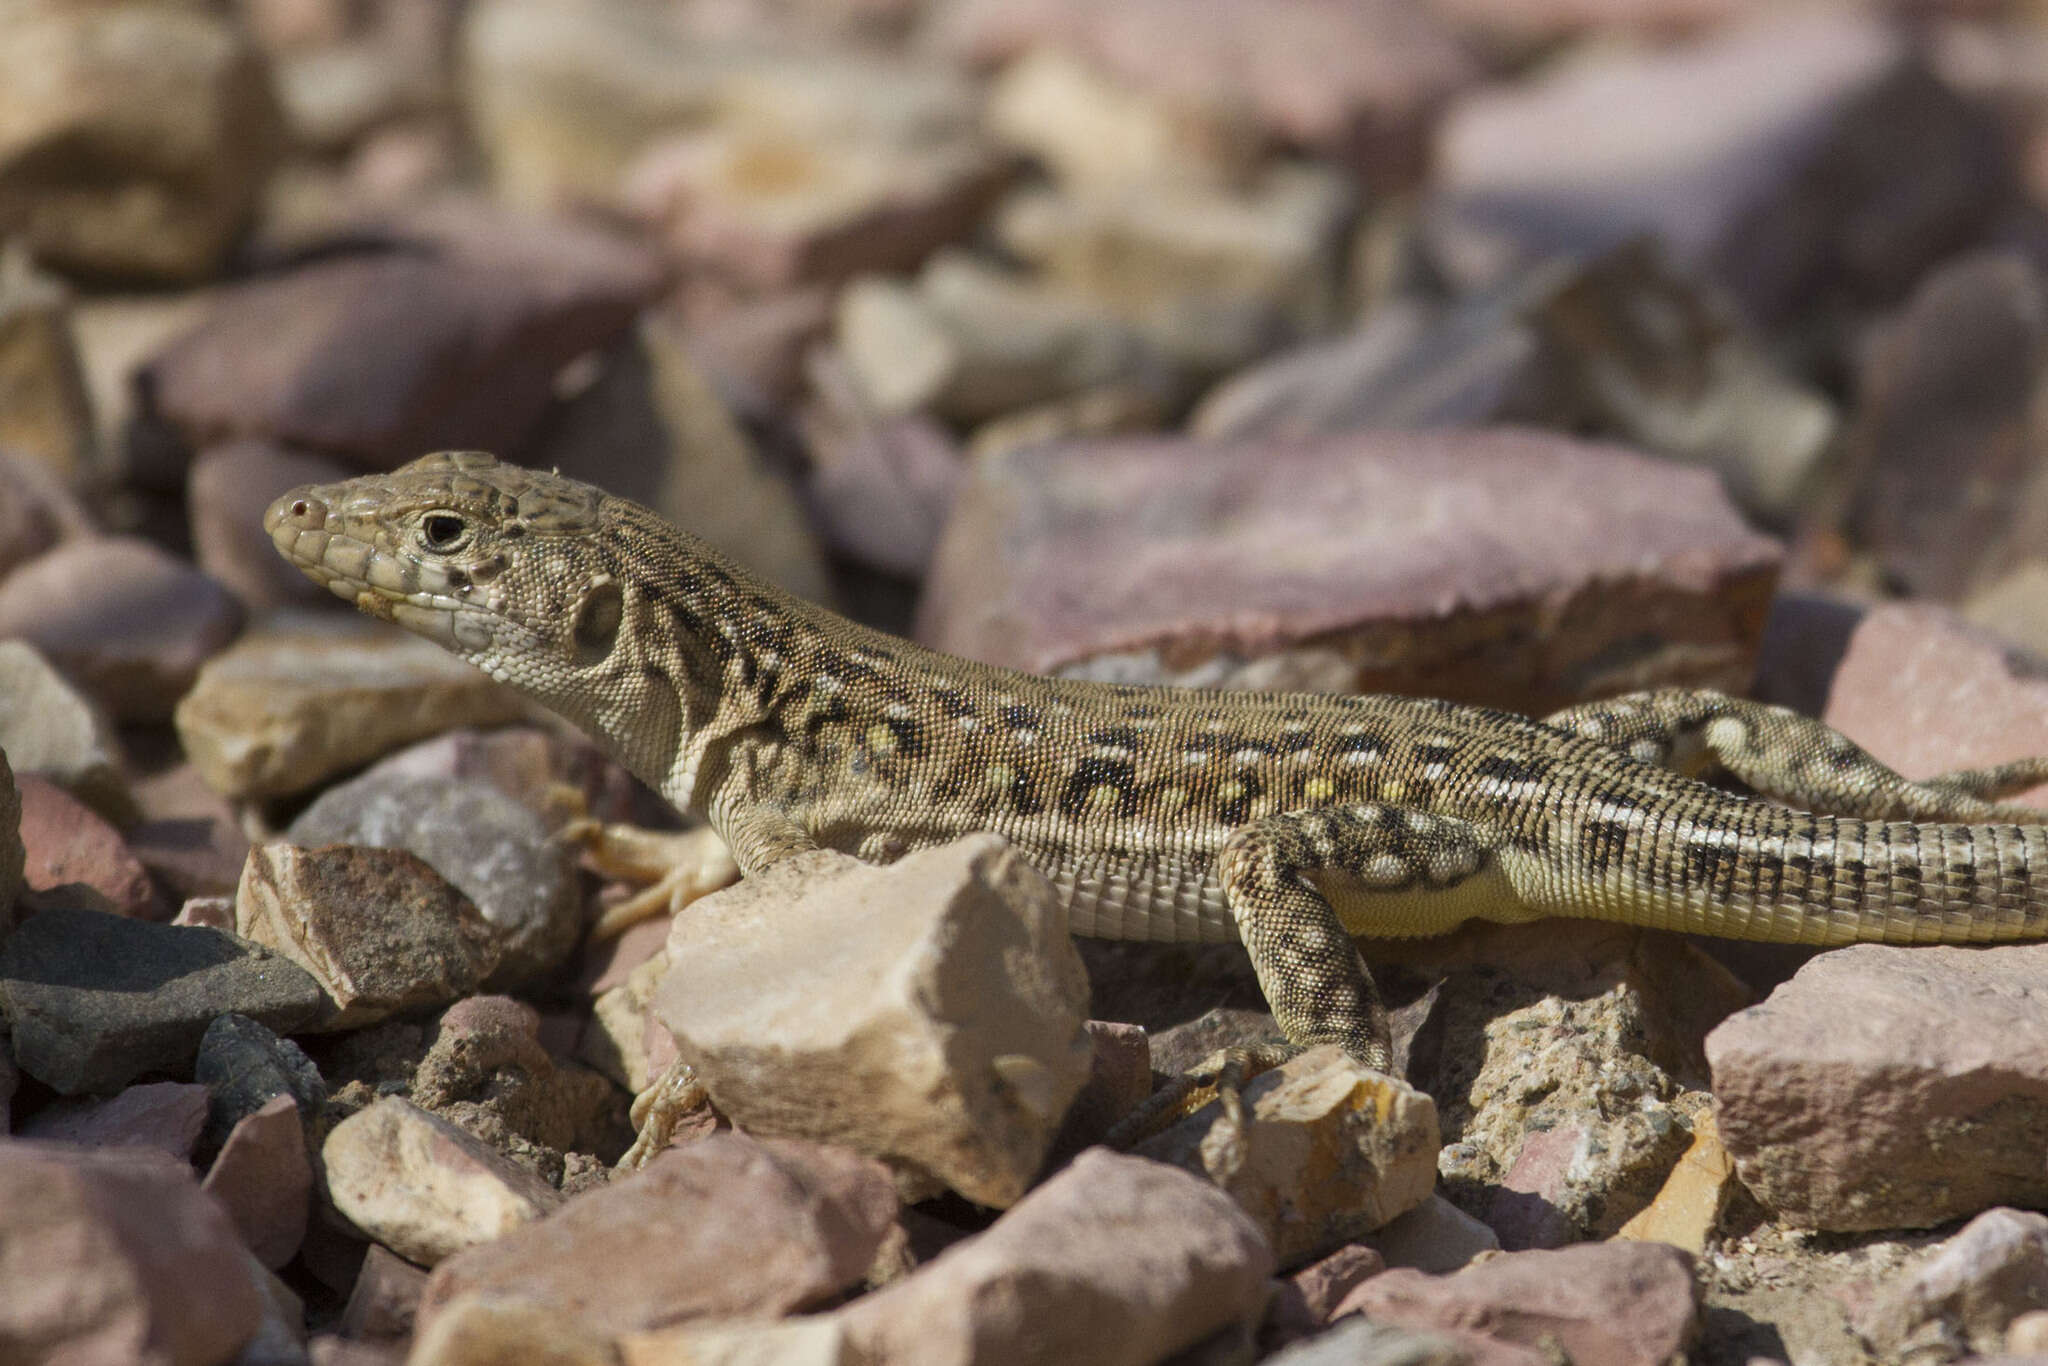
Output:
(420, 512), (468, 552)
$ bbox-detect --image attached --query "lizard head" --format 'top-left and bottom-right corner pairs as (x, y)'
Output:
(264, 450), (625, 689)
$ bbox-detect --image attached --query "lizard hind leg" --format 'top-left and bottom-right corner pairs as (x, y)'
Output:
(1545, 688), (2048, 822)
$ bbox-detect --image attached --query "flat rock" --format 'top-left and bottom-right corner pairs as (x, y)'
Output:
(1612, 1107), (1738, 1254)
(1851, 1207), (2048, 1361)
(143, 236), (657, 470)
(0, 536), (243, 723)
(0, 3), (282, 281)
(657, 834), (1092, 1208)
(288, 771), (580, 984)
(932, 0), (1478, 189)
(917, 428), (1781, 715)
(0, 639), (131, 823)
(0, 246), (95, 480)
(235, 841), (500, 1030)
(418, 1132), (898, 1339)
(194, 1011), (328, 1153)
(1707, 941), (2048, 1231)
(125, 761), (252, 904)
(188, 439), (359, 611)
(1137, 1047), (1440, 1268)
(323, 1096), (566, 1267)
(173, 611), (528, 801)
(17, 773), (163, 920)
(1338, 1240), (1700, 1366)
(0, 1142), (266, 1366)
(0, 905), (328, 1094)
(202, 1095), (313, 1270)
(1426, 10), (2005, 327)
(18, 1080), (211, 1159)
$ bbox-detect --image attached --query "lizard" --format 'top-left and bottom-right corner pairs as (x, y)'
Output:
(265, 450), (2048, 1108)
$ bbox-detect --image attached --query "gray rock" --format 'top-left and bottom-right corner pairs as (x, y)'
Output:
(172, 611), (528, 802)
(1708, 941), (2048, 1231)
(0, 640), (130, 824)
(0, 906), (328, 1095)
(288, 771), (580, 984)
(235, 842), (501, 1031)
(657, 834), (1092, 1208)
(1851, 1208), (2048, 1362)
(917, 428), (1782, 716)
(195, 1012), (327, 1154)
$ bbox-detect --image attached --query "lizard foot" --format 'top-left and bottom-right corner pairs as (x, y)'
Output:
(619, 1056), (716, 1170)
(1103, 1043), (1298, 1166)
(558, 820), (740, 939)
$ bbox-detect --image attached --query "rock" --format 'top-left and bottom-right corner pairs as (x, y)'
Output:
(235, 841), (500, 1030)
(1850, 1207), (2048, 1362)
(0, 243), (95, 478)
(1266, 1316), (1522, 1366)
(992, 163), (1358, 374)
(18, 1080), (211, 1159)
(656, 836), (1092, 1207)
(410, 996), (623, 1168)
(16, 773), (162, 920)
(0, 1142), (266, 1366)
(1361, 1194), (1500, 1274)
(287, 771), (580, 984)
(1708, 941), (2048, 1231)
(1135, 1047), (1439, 1268)
(917, 428), (1781, 716)
(1426, 10), (2007, 328)
(202, 1094), (313, 1270)
(1046, 1019), (1152, 1160)
(69, 290), (215, 478)
(340, 1244), (430, 1347)
(188, 440), (359, 612)
(1836, 250), (2048, 600)
(0, 535), (244, 724)
(798, 347), (963, 579)
(533, 317), (833, 602)
(0, 639), (131, 823)
(142, 231), (659, 475)
(0, 749), (20, 938)
(837, 252), (1180, 425)
(676, 285), (832, 416)
(418, 1133), (898, 1339)
(931, 0), (1478, 189)
(0, 447), (88, 582)
(173, 611), (528, 801)
(582, 940), (673, 1095)
(1818, 603), (2048, 810)
(373, 723), (654, 830)
(0, 905), (328, 1094)
(0, 1), (283, 282)
(1338, 1240), (1700, 1366)
(1193, 243), (1836, 525)
(324, 1096), (566, 1267)
(125, 762), (253, 904)
(195, 1011), (327, 1155)
(411, 1298), (613, 1366)
(1612, 1108), (1738, 1254)
(1265, 1242), (1386, 1345)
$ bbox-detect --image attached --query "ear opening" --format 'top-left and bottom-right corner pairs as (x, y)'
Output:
(572, 577), (623, 664)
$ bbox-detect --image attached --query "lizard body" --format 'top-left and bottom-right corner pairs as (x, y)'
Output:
(266, 451), (2048, 1069)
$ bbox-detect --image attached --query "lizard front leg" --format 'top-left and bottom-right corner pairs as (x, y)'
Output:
(1547, 688), (2048, 822)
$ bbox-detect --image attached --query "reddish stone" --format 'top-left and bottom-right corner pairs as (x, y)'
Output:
(16, 774), (164, 919)
(202, 1095), (312, 1269)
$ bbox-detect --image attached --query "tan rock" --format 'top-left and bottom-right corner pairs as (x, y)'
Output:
(0, 243), (94, 478)
(0, 1142), (267, 1366)
(236, 842), (499, 1029)
(1612, 1108), (1736, 1254)
(173, 611), (528, 801)
(584, 946), (673, 1094)
(1136, 1047), (1439, 1267)
(323, 1097), (565, 1267)
(1850, 1207), (2048, 1361)
(1362, 1193), (1500, 1274)
(656, 834), (1092, 1207)
(0, 1), (284, 282)
(917, 428), (1781, 716)
(1708, 942), (2048, 1231)
(0, 639), (131, 824)
(419, 1133), (898, 1340)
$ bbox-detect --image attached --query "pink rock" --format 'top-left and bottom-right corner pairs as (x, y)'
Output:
(1485, 1124), (1581, 1251)
(16, 773), (165, 919)
(1339, 1241), (1699, 1366)
(1266, 1242), (1387, 1345)
(1707, 942), (2048, 1231)
(0, 537), (243, 723)
(19, 1081), (210, 1159)
(1851, 1208), (2048, 1360)
(933, 0), (1478, 188)
(0, 1142), (266, 1365)
(416, 1132), (900, 1337)
(340, 1244), (429, 1346)
(917, 428), (1780, 716)
(202, 1095), (312, 1269)
(125, 762), (251, 904)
